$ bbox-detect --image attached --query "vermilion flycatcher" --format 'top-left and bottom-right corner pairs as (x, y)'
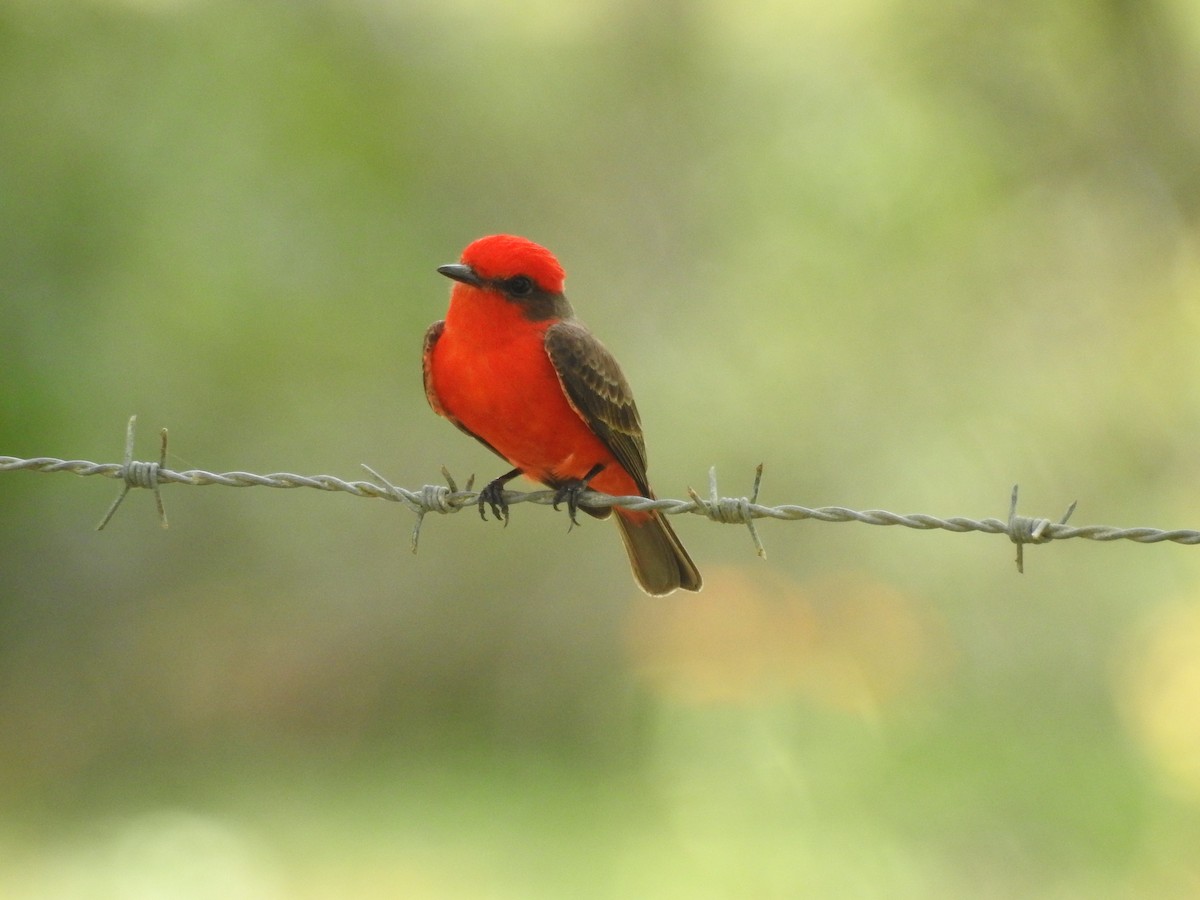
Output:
(423, 234), (702, 595)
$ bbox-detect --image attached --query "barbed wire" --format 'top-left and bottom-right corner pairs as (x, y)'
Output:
(3, 417), (1199, 572)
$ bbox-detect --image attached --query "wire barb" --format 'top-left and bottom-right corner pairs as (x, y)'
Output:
(96, 416), (169, 531)
(361, 464), (460, 553)
(688, 464), (767, 558)
(1007, 484), (1078, 573)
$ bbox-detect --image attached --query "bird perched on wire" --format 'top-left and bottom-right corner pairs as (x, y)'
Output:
(423, 234), (701, 596)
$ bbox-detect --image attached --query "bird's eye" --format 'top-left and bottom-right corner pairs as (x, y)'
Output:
(507, 275), (534, 296)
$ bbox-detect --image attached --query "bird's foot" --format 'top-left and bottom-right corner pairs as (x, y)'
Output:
(552, 463), (605, 530)
(478, 468), (521, 525)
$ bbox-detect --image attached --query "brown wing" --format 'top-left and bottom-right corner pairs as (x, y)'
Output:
(422, 320), (447, 416)
(423, 319), (506, 461)
(544, 320), (650, 496)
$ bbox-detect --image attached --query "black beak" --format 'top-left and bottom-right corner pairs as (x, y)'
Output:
(437, 263), (483, 287)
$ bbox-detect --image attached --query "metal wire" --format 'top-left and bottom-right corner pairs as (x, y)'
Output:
(3, 417), (1199, 570)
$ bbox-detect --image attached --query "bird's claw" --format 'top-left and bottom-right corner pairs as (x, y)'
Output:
(478, 479), (510, 525)
(552, 463), (604, 531)
(553, 482), (588, 530)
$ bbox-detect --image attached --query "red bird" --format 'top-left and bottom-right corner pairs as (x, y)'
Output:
(423, 234), (702, 596)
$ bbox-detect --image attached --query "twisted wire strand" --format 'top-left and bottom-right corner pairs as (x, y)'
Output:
(3, 417), (1198, 571)
(4, 452), (1200, 561)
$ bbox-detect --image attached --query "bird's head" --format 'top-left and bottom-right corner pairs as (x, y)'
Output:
(438, 235), (570, 320)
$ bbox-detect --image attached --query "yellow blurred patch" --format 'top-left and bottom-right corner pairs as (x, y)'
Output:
(624, 567), (948, 717)
(1118, 600), (1200, 802)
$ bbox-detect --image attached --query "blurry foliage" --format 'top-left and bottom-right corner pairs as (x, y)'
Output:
(3, 0), (1200, 896)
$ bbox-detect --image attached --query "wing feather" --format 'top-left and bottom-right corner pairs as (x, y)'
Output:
(544, 321), (650, 496)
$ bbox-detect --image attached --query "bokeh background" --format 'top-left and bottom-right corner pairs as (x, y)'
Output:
(4, 0), (1200, 896)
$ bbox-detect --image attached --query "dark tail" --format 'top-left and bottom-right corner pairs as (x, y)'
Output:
(614, 508), (702, 596)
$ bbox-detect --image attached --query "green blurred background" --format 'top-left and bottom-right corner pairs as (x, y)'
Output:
(4, 0), (1200, 896)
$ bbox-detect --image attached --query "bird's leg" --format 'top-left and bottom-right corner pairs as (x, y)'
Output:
(479, 467), (522, 525)
(553, 463), (606, 529)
